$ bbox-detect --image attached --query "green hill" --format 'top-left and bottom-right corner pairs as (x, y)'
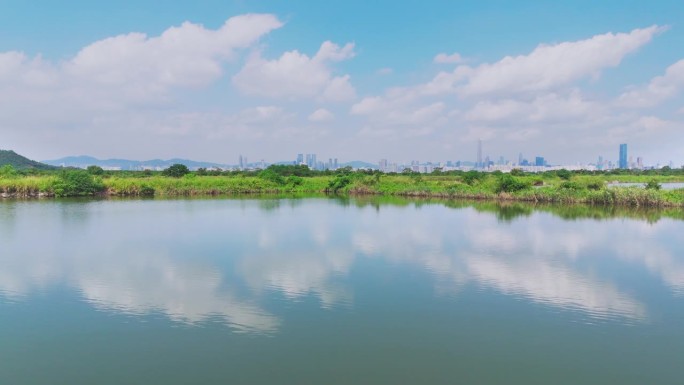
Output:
(0, 150), (56, 170)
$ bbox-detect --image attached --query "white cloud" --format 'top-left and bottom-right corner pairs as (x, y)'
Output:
(0, 14), (283, 118)
(433, 52), (464, 64)
(351, 96), (386, 115)
(617, 59), (684, 107)
(465, 91), (601, 124)
(66, 14), (283, 89)
(425, 25), (664, 97)
(308, 108), (335, 122)
(232, 41), (356, 101)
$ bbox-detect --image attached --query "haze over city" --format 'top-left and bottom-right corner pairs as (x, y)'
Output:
(1, 0), (683, 166)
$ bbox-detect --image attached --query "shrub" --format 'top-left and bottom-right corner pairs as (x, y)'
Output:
(556, 169), (572, 180)
(86, 165), (104, 175)
(53, 169), (104, 196)
(463, 170), (484, 185)
(328, 175), (352, 192)
(495, 174), (531, 193)
(258, 169), (285, 185)
(0, 165), (18, 178)
(139, 184), (156, 196)
(645, 179), (661, 190)
(586, 180), (605, 191)
(162, 164), (190, 178)
(559, 181), (585, 190)
(286, 175), (304, 186)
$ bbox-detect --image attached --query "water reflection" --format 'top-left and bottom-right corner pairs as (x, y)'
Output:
(1, 198), (683, 332)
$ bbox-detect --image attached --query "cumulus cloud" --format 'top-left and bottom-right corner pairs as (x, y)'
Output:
(424, 25), (664, 97)
(465, 90), (602, 124)
(617, 59), (684, 107)
(66, 14), (283, 89)
(232, 41), (356, 101)
(433, 52), (464, 64)
(0, 14), (283, 122)
(308, 108), (335, 122)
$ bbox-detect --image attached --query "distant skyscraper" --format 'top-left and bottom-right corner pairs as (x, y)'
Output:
(598, 155), (604, 170)
(619, 144), (628, 169)
(477, 139), (483, 168)
(535, 156), (545, 167)
(297, 153), (304, 165)
(379, 159), (388, 172)
(239, 155), (244, 170)
(305, 154), (317, 169)
(518, 153), (523, 166)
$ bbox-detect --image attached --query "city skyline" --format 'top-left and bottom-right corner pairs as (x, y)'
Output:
(39, 141), (676, 172)
(1, 1), (683, 165)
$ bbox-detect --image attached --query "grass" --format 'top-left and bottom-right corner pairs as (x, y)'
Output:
(1, 171), (684, 207)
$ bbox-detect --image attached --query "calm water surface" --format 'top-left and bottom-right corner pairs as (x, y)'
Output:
(1, 197), (683, 384)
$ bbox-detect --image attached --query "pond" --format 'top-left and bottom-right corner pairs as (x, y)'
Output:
(607, 182), (684, 190)
(1, 197), (683, 384)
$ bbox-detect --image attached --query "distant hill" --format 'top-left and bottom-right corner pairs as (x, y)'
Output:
(41, 155), (380, 171)
(43, 155), (231, 170)
(0, 150), (56, 170)
(341, 160), (378, 170)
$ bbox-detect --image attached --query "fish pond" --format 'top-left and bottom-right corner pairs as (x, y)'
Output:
(1, 197), (683, 384)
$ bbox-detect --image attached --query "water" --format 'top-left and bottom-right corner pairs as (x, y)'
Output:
(608, 182), (684, 190)
(1, 197), (683, 384)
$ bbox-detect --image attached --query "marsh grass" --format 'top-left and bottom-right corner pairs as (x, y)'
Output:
(1, 172), (683, 206)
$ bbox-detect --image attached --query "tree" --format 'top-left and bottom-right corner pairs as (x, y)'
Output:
(556, 169), (572, 180)
(54, 169), (104, 196)
(0, 164), (18, 178)
(87, 165), (104, 175)
(162, 164), (190, 178)
(495, 174), (531, 193)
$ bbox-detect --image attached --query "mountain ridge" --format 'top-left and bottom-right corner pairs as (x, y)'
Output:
(0, 150), (56, 170)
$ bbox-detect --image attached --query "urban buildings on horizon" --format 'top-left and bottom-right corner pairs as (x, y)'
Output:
(54, 142), (676, 172)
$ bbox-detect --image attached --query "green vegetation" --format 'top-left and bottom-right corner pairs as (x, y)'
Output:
(162, 163), (190, 178)
(0, 150), (55, 170)
(1, 162), (684, 207)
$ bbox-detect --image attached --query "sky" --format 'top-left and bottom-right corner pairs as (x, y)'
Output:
(1, 0), (683, 166)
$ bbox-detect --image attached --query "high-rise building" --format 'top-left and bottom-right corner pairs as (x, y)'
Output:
(305, 154), (317, 169)
(333, 158), (338, 169)
(238, 155), (244, 170)
(296, 153), (304, 165)
(518, 153), (523, 166)
(379, 159), (388, 172)
(477, 139), (483, 168)
(598, 155), (604, 170)
(619, 144), (628, 169)
(535, 156), (545, 167)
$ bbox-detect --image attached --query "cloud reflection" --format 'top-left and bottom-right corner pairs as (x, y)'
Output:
(1, 199), (684, 331)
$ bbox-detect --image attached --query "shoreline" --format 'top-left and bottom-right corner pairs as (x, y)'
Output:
(2, 186), (683, 207)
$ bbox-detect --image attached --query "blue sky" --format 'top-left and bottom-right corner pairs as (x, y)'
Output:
(1, 0), (683, 166)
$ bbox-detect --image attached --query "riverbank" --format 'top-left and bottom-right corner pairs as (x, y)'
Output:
(2, 171), (684, 207)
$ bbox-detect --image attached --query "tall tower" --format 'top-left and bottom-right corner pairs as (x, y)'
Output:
(619, 144), (628, 169)
(477, 139), (483, 169)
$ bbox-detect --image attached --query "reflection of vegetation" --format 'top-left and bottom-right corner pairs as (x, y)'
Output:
(258, 199), (281, 212)
(341, 196), (684, 223)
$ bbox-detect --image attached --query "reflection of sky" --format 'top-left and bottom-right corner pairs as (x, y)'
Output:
(1, 199), (684, 332)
